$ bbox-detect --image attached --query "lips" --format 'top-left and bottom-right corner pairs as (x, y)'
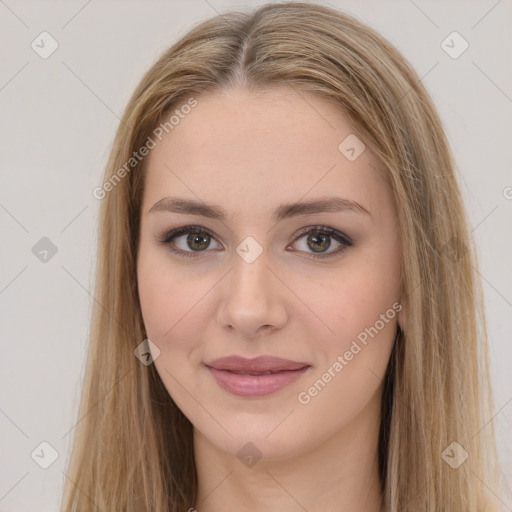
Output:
(204, 356), (311, 397)
(205, 355), (309, 373)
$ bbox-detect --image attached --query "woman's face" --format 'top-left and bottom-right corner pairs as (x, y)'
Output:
(137, 86), (401, 462)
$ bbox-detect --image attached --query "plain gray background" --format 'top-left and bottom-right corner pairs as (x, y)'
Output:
(1, 1), (511, 510)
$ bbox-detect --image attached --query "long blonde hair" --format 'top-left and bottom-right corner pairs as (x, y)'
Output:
(61, 2), (503, 510)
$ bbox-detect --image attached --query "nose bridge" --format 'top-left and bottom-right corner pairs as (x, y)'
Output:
(230, 239), (271, 302)
(218, 237), (287, 336)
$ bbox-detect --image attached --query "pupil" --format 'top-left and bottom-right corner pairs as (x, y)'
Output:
(188, 233), (209, 250)
(309, 233), (330, 252)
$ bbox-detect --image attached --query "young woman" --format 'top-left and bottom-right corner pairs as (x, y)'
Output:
(61, 3), (503, 511)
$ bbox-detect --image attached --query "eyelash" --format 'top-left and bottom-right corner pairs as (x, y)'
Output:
(157, 224), (353, 260)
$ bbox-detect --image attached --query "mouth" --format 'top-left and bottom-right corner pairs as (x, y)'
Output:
(204, 358), (311, 398)
(221, 370), (294, 375)
(205, 355), (310, 373)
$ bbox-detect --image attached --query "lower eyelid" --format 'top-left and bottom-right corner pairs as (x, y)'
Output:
(159, 226), (352, 258)
(169, 232), (222, 252)
(291, 235), (344, 252)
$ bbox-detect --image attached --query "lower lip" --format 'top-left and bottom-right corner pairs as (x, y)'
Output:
(206, 366), (310, 397)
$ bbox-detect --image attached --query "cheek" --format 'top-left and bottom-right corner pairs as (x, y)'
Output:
(315, 258), (400, 346)
(301, 246), (400, 407)
(137, 248), (203, 343)
(296, 269), (398, 426)
(137, 262), (171, 339)
(137, 254), (206, 396)
(137, 248), (225, 404)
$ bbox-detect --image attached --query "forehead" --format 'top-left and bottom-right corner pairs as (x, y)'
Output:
(155, 86), (355, 164)
(142, 86), (388, 221)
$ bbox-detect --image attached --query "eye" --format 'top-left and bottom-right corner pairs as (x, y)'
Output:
(289, 225), (353, 259)
(157, 224), (353, 260)
(158, 225), (221, 258)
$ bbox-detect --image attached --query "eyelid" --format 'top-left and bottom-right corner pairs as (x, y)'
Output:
(157, 224), (353, 259)
(156, 225), (222, 258)
(158, 225), (218, 245)
(291, 225), (353, 245)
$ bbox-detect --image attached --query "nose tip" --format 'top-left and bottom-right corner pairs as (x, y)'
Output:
(218, 253), (287, 338)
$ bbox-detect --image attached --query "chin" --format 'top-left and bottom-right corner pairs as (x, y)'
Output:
(195, 418), (312, 464)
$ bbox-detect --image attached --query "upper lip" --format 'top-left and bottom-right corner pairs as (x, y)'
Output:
(205, 356), (310, 373)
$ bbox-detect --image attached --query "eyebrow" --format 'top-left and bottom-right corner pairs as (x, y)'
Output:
(148, 196), (371, 221)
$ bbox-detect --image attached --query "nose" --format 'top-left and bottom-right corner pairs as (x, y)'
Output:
(217, 248), (288, 339)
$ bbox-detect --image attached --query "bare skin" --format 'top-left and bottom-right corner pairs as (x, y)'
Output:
(137, 85), (401, 512)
